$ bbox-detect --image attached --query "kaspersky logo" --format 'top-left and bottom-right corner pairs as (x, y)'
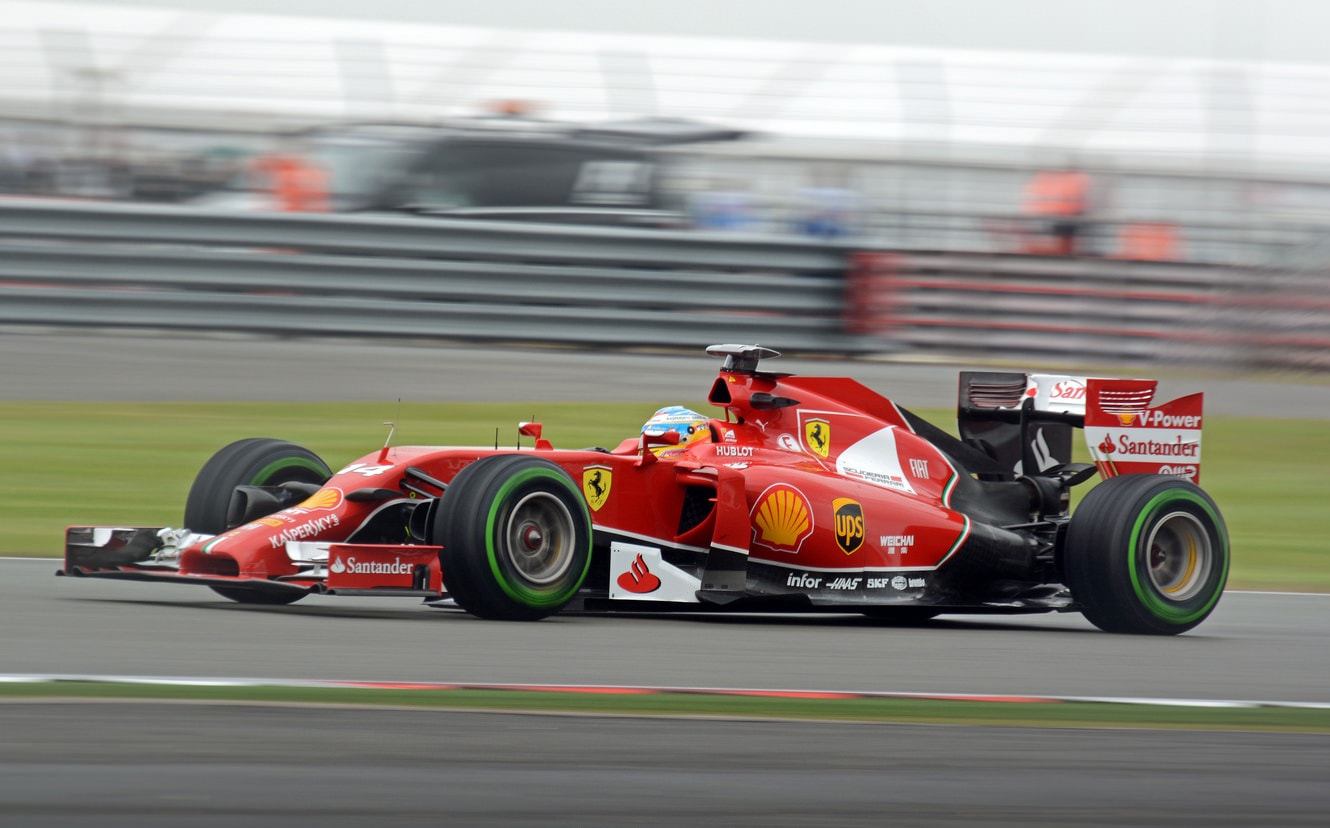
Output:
(752, 484), (813, 553)
(832, 498), (865, 555)
(804, 418), (831, 458)
(582, 465), (612, 512)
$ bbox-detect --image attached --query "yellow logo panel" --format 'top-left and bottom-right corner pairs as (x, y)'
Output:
(752, 484), (813, 552)
(297, 488), (342, 511)
(804, 418), (831, 458)
(832, 497), (865, 555)
(582, 466), (612, 512)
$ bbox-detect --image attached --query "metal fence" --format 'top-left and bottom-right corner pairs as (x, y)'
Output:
(2, 199), (1327, 370)
(0, 200), (863, 353)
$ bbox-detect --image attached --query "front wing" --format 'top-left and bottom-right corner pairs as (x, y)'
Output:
(60, 527), (444, 598)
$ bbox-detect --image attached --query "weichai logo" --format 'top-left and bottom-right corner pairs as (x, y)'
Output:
(832, 498), (865, 555)
(751, 484), (813, 552)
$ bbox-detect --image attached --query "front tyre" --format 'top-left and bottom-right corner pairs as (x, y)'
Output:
(185, 438), (332, 533)
(432, 455), (593, 621)
(184, 438), (332, 606)
(1064, 474), (1229, 635)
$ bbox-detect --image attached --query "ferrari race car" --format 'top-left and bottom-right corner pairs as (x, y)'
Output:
(61, 345), (1229, 635)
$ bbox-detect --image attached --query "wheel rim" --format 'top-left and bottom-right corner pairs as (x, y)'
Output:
(1144, 510), (1212, 601)
(502, 491), (577, 586)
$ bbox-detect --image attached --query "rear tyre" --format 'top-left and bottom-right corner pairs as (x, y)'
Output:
(1064, 474), (1228, 635)
(184, 438), (332, 605)
(432, 455), (593, 620)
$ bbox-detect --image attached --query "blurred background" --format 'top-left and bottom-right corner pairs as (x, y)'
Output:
(3, 0), (1329, 370)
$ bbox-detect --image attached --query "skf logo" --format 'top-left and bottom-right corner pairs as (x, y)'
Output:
(751, 484), (813, 553)
(832, 498), (864, 555)
(804, 418), (831, 458)
(582, 465), (612, 512)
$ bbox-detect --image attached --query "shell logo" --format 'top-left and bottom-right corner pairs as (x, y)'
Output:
(297, 488), (343, 511)
(751, 484), (813, 553)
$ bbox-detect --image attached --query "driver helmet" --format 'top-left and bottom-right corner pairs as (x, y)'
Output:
(642, 406), (711, 456)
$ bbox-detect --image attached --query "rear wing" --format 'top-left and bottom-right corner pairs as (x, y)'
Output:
(957, 372), (1203, 483)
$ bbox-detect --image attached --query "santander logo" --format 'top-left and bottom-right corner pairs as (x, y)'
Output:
(616, 553), (662, 594)
(1051, 380), (1086, 400)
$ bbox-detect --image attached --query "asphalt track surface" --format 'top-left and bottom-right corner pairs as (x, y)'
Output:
(7, 558), (1330, 826)
(7, 331), (1330, 825)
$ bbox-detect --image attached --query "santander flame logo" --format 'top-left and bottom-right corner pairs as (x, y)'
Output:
(616, 553), (662, 594)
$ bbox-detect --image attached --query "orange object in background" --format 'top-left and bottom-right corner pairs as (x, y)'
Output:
(1113, 222), (1181, 261)
(1022, 169), (1091, 256)
(1024, 170), (1090, 217)
(253, 153), (329, 212)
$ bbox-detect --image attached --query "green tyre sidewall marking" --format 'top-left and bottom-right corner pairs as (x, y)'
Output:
(483, 466), (592, 609)
(1126, 488), (1230, 625)
(251, 456), (329, 486)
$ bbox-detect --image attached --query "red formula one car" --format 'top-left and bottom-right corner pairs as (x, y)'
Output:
(61, 345), (1229, 635)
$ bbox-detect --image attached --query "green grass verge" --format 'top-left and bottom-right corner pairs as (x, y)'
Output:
(2, 681), (1328, 732)
(5, 401), (1327, 591)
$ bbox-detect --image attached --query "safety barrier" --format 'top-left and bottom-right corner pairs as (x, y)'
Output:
(2, 200), (1326, 370)
(0, 200), (864, 354)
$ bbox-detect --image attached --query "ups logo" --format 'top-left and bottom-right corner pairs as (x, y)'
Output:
(832, 498), (864, 555)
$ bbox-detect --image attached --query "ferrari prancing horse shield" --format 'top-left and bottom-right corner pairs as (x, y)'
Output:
(582, 465), (612, 511)
(804, 418), (831, 458)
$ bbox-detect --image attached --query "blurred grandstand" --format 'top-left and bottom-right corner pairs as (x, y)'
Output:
(4, 0), (1330, 265)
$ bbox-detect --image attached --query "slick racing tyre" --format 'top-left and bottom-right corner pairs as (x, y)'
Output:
(1064, 474), (1229, 635)
(432, 455), (593, 621)
(184, 438), (332, 605)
